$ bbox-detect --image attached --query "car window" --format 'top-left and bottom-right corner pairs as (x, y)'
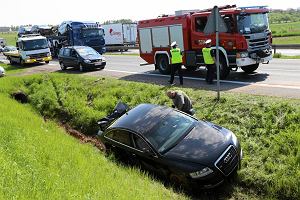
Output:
(64, 48), (71, 56)
(132, 135), (151, 152)
(59, 48), (64, 56)
(105, 129), (132, 147)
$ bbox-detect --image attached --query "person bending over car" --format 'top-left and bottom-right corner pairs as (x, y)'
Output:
(166, 90), (193, 115)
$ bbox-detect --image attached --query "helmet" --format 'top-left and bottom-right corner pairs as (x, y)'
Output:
(0, 66), (5, 77)
(205, 39), (212, 44)
(171, 41), (177, 47)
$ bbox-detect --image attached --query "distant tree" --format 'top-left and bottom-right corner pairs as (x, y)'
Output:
(102, 19), (134, 25)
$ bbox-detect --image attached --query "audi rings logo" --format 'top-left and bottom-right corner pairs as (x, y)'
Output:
(224, 153), (232, 163)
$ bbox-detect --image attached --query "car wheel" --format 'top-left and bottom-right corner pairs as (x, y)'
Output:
(79, 63), (84, 72)
(157, 55), (171, 75)
(20, 59), (25, 67)
(45, 61), (50, 64)
(60, 62), (66, 70)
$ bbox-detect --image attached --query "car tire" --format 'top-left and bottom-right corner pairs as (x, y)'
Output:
(45, 61), (49, 64)
(79, 63), (84, 72)
(60, 62), (66, 70)
(20, 59), (25, 67)
(157, 55), (171, 75)
(241, 63), (259, 74)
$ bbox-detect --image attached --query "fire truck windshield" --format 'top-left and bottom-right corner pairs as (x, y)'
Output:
(237, 13), (269, 34)
(81, 29), (104, 38)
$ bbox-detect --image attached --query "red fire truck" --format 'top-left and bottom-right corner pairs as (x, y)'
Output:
(137, 5), (272, 78)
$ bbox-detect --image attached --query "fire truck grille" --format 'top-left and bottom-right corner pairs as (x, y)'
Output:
(29, 53), (48, 59)
(215, 145), (239, 176)
(247, 37), (270, 52)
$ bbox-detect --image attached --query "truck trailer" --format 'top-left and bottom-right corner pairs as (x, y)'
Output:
(102, 23), (137, 51)
(138, 5), (272, 78)
(47, 21), (106, 56)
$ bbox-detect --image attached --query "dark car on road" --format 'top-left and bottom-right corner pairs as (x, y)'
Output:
(58, 46), (106, 72)
(2, 46), (17, 53)
(97, 103), (242, 189)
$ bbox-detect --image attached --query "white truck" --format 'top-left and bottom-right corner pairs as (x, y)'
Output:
(3, 34), (52, 66)
(102, 23), (137, 51)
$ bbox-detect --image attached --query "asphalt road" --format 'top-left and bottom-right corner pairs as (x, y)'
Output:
(1, 54), (300, 99)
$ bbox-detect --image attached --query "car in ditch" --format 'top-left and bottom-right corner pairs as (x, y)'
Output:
(97, 102), (242, 188)
(58, 46), (106, 72)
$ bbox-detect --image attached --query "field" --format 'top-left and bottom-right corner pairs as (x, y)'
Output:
(0, 72), (299, 199)
(272, 35), (300, 44)
(270, 21), (300, 38)
(0, 90), (186, 199)
(0, 32), (17, 46)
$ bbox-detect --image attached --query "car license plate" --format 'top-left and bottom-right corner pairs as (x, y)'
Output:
(95, 62), (102, 65)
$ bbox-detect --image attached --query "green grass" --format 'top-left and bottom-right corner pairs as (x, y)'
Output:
(273, 53), (300, 59)
(272, 35), (300, 44)
(0, 63), (25, 75)
(0, 73), (299, 199)
(270, 21), (300, 38)
(0, 32), (17, 46)
(0, 92), (186, 199)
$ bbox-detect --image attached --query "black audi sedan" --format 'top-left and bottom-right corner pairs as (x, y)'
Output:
(97, 103), (242, 188)
(58, 46), (106, 72)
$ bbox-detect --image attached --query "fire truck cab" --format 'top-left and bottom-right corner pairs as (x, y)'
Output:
(138, 5), (272, 78)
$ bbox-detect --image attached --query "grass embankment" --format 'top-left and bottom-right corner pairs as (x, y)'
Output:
(273, 53), (300, 59)
(273, 35), (300, 45)
(0, 32), (17, 46)
(0, 73), (299, 199)
(0, 93), (185, 199)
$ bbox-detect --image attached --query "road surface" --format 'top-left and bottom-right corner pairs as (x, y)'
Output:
(1, 54), (300, 99)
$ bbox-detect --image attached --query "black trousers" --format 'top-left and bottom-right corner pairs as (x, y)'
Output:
(206, 64), (216, 83)
(170, 64), (183, 85)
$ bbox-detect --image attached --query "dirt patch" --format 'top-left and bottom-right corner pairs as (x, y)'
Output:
(62, 123), (105, 152)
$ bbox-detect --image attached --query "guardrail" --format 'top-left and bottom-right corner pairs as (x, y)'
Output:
(273, 44), (300, 54)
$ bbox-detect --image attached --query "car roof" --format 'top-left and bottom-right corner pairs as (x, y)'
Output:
(109, 104), (174, 135)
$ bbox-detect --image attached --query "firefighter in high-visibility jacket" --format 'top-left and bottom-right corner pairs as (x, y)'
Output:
(169, 41), (183, 86)
(202, 39), (216, 84)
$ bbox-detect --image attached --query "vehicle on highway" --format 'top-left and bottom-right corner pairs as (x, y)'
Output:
(138, 5), (272, 78)
(2, 46), (17, 53)
(97, 102), (242, 188)
(0, 66), (5, 77)
(31, 25), (54, 36)
(18, 26), (33, 37)
(102, 23), (137, 51)
(58, 46), (106, 72)
(3, 34), (52, 66)
(0, 38), (6, 47)
(47, 21), (106, 57)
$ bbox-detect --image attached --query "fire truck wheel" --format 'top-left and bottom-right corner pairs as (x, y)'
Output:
(20, 59), (25, 67)
(241, 64), (259, 74)
(219, 56), (230, 79)
(157, 55), (171, 74)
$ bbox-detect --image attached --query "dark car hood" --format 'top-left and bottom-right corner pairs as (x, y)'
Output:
(164, 121), (233, 165)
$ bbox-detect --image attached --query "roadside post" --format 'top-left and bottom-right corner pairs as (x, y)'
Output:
(204, 6), (227, 100)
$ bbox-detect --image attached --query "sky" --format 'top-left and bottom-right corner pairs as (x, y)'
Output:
(1, 0), (299, 26)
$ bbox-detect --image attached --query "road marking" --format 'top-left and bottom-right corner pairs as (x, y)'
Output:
(104, 69), (300, 90)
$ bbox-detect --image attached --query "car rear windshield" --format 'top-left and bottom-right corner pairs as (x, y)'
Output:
(144, 111), (195, 154)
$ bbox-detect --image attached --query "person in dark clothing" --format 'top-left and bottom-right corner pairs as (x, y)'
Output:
(202, 39), (216, 84)
(166, 90), (193, 115)
(169, 41), (183, 86)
